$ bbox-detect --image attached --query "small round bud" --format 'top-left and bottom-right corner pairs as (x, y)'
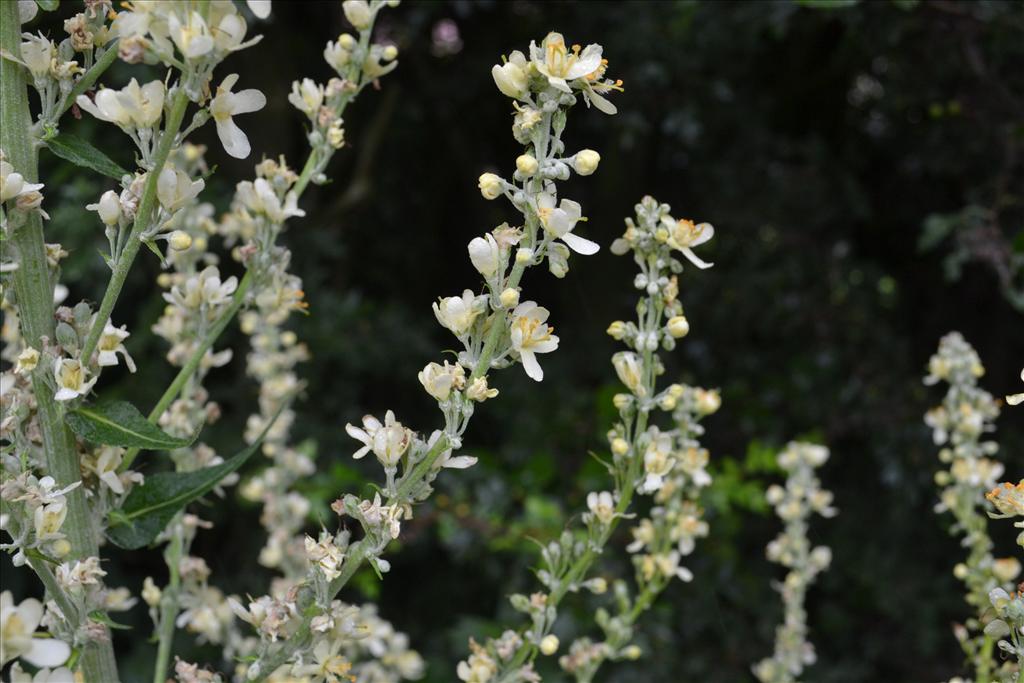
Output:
(338, 33), (357, 50)
(51, 539), (72, 558)
(516, 247), (533, 264)
(658, 394), (677, 411)
(516, 154), (539, 176)
(573, 149), (601, 176)
(611, 437), (629, 456)
(606, 321), (627, 340)
(539, 634), (559, 656)
(655, 227), (669, 243)
(168, 231), (192, 251)
(281, 331), (298, 346)
(589, 577), (608, 594)
(622, 645), (642, 660)
(382, 44), (398, 61)
(342, 0), (372, 30)
(500, 288), (520, 308)
(478, 172), (504, 200)
(613, 393), (632, 410)
(953, 563), (969, 580)
(666, 315), (690, 339)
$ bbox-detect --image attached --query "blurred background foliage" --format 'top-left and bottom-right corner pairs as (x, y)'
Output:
(6, 1), (1024, 681)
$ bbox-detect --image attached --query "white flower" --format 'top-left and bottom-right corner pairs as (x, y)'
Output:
(418, 361), (466, 402)
(167, 11), (214, 59)
(653, 550), (693, 582)
(15, 347), (39, 374)
(210, 74), (266, 159)
(7, 663), (76, 683)
(19, 33), (54, 78)
(163, 266), (238, 310)
(465, 377), (498, 403)
(587, 491), (616, 524)
(157, 168), (205, 212)
(246, 0), (272, 19)
(235, 178), (304, 223)
(491, 50), (529, 99)
(287, 78), (324, 119)
(433, 290), (486, 337)
(0, 592), (71, 668)
(344, 410), (412, 468)
(612, 351), (644, 396)
(97, 322), (136, 372)
(304, 534), (345, 581)
(468, 234), (501, 276)
(75, 78), (165, 129)
(510, 301), (559, 382)
(666, 315), (690, 339)
(536, 193), (599, 255)
(52, 358), (97, 401)
(1, 159), (44, 204)
(639, 430), (674, 493)
(529, 32), (603, 94)
(662, 217), (714, 269)
(1008, 368), (1024, 406)
(86, 190), (122, 226)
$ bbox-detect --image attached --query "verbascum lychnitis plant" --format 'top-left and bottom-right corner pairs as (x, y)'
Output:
(925, 333), (1021, 683)
(752, 442), (836, 683)
(453, 196), (719, 683)
(222, 27), (623, 683)
(1, 1), (416, 682)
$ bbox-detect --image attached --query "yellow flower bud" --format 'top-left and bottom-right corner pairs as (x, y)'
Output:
(539, 634), (559, 656)
(516, 247), (533, 264)
(655, 227), (669, 242)
(606, 321), (626, 340)
(516, 154), (539, 176)
(478, 172), (503, 200)
(50, 539), (72, 558)
(382, 45), (398, 61)
(666, 315), (690, 338)
(169, 230), (192, 251)
(611, 437), (629, 456)
(622, 645), (642, 660)
(500, 287), (520, 308)
(573, 149), (600, 176)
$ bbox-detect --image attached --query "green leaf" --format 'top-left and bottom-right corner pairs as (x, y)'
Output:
(105, 406), (288, 549)
(45, 132), (128, 180)
(35, 0), (59, 10)
(87, 610), (131, 631)
(66, 401), (194, 450)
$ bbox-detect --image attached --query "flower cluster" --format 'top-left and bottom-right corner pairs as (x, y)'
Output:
(987, 480), (1024, 548)
(985, 585), (1024, 676)
(455, 196), (717, 683)
(752, 442), (835, 683)
(925, 332), (1020, 682)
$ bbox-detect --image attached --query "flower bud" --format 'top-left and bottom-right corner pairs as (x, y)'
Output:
(492, 60), (528, 99)
(466, 376), (499, 402)
(51, 539), (72, 558)
(573, 149), (601, 176)
(15, 347), (40, 374)
(142, 577), (161, 607)
(516, 247), (533, 264)
(499, 288), (520, 308)
(539, 634), (559, 656)
(695, 389), (721, 415)
(622, 645), (642, 660)
(611, 437), (629, 456)
(382, 44), (398, 61)
(606, 320), (626, 340)
(169, 231), (192, 251)
(516, 154), (539, 176)
(89, 190), (121, 226)
(666, 315), (690, 339)
(468, 234), (501, 276)
(342, 0), (372, 30)
(478, 172), (503, 200)
(588, 577), (607, 594)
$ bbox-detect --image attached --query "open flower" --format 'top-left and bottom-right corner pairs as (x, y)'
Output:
(167, 11), (214, 59)
(164, 266), (238, 311)
(491, 50), (529, 99)
(529, 32), (603, 94)
(344, 410), (412, 468)
(418, 361), (465, 402)
(235, 178), (304, 223)
(1, 158), (44, 205)
(75, 78), (165, 129)
(0, 592), (71, 668)
(536, 193), (599, 255)
(1007, 368), (1024, 406)
(7, 663), (75, 683)
(587, 491), (616, 524)
(97, 322), (136, 372)
(287, 78), (324, 119)
(433, 290), (487, 337)
(52, 359), (97, 401)
(510, 301), (559, 382)
(210, 74), (266, 159)
(662, 217), (714, 269)
(157, 168), (205, 212)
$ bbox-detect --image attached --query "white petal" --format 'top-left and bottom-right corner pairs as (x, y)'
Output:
(520, 350), (543, 382)
(561, 232), (600, 255)
(24, 638), (70, 668)
(54, 387), (79, 402)
(101, 471), (125, 495)
(216, 118), (252, 159)
(247, 0), (272, 18)
(566, 44), (603, 80)
(690, 223), (715, 247)
(681, 248), (713, 270)
(548, 76), (572, 94)
(229, 89), (267, 115)
(443, 455), (478, 469)
(586, 88), (618, 115)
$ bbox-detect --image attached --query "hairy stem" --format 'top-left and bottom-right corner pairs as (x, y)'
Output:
(1, 4), (119, 680)
(152, 517), (184, 683)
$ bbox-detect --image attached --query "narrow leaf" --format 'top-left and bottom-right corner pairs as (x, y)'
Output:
(45, 132), (128, 180)
(66, 401), (194, 451)
(35, 0), (60, 10)
(105, 406), (289, 549)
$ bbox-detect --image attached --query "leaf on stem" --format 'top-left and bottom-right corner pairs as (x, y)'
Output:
(105, 401), (292, 549)
(66, 401), (195, 450)
(45, 133), (128, 180)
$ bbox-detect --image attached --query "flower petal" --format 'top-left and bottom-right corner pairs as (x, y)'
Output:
(520, 349), (543, 382)
(229, 89), (267, 116)
(24, 638), (71, 668)
(216, 118), (252, 159)
(561, 232), (600, 255)
(681, 247), (713, 270)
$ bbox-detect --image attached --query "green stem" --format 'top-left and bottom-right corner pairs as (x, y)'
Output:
(80, 89), (191, 365)
(60, 41), (119, 118)
(26, 555), (80, 624)
(1, 5), (120, 680)
(152, 517), (184, 683)
(120, 270), (253, 471)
